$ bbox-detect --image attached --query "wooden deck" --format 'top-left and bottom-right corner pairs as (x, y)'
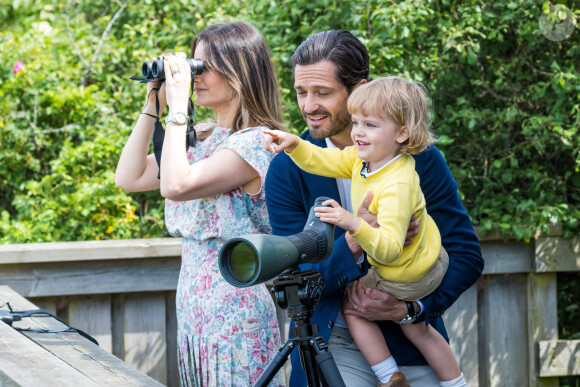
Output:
(0, 232), (579, 386)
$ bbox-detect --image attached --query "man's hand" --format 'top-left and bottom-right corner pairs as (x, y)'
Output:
(357, 191), (418, 246)
(356, 191), (378, 227)
(345, 233), (363, 261)
(343, 278), (408, 321)
(405, 215), (419, 246)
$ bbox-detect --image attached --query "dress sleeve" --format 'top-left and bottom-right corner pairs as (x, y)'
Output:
(218, 127), (275, 190)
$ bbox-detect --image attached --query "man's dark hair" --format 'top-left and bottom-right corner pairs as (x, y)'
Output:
(291, 30), (370, 93)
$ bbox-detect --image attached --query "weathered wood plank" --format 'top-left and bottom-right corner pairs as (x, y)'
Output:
(31, 296), (57, 315)
(478, 275), (529, 387)
(0, 238), (182, 263)
(165, 291), (179, 387)
(443, 284), (479, 386)
(112, 294), (125, 360)
(0, 258), (180, 297)
(68, 295), (113, 353)
(535, 236), (580, 273)
(124, 293), (167, 385)
(481, 241), (532, 274)
(528, 274), (559, 387)
(0, 286), (164, 386)
(26, 331), (165, 386)
(538, 340), (580, 377)
(0, 321), (99, 386)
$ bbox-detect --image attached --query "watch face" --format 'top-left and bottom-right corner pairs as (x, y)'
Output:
(400, 315), (416, 325)
(174, 112), (188, 123)
(166, 112), (188, 125)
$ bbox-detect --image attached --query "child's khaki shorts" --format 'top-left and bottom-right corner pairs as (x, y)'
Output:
(361, 247), (449, 301)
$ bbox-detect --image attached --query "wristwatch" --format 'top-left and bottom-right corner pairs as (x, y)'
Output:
(165, 112), (189, 125)
(398, 301), (418, 325)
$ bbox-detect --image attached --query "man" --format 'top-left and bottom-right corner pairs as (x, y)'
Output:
(265, 30), (484, 386)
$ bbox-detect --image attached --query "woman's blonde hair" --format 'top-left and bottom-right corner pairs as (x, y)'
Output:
(191, 22), (285, 132)
(347, 76), (435, 154)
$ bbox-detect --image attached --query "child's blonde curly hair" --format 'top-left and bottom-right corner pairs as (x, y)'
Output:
(347, 76), (435, 155)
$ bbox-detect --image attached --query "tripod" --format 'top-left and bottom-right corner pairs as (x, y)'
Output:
(255, 269), (345, 387)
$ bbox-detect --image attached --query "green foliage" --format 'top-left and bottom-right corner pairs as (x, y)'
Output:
(1, 0), (579, 243)
(558, 271), (580, 387)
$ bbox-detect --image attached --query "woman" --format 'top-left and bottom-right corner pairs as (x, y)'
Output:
(116, 22), (286, 386)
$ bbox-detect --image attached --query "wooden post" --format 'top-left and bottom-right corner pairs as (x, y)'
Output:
(478, 274), (529, 386)
(528, 273), (559, 387)
(444, 285), (479, 386)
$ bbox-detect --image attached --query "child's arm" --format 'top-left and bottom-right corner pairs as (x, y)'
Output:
(263, 129), (300, 154)
(265, 129), (356, 179)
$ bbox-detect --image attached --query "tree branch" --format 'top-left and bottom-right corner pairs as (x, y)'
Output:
(82, 0), (129, 86)
(65, 0), (90, 68)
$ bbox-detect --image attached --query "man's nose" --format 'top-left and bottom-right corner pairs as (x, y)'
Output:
(303, 95), (319, 113)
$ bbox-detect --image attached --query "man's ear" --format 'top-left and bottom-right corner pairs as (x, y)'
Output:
(351, 78), (368, 92)
(397, 126), (409, 144)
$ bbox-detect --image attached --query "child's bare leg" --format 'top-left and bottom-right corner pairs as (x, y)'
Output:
(344, 313), (391, 366)
(401, 322), (461, 381)
(343, 297), (408, 386)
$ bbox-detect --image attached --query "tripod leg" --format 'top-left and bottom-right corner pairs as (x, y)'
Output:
(298, 339), (322, 387)
(254, 340), (295, 387)
(312, 337), (346, 387)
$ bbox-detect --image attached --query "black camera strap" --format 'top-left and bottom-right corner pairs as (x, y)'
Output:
(187, 90), (197, 147)
(0, 302), (99, 346)
(149, 82), (164, 179)
(145, 80), (196, 179)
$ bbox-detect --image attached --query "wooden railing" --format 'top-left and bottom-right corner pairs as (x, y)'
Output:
(0, 232), (579, 386)
(0, 285), (164, 386)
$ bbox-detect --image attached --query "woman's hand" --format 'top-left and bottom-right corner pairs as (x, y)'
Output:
(263, 129), (300, 154)
(315, 199), (361, 233)
(164, 55), (191, 114)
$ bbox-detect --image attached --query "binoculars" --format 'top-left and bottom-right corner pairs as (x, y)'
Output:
(141, 53), (203, 82)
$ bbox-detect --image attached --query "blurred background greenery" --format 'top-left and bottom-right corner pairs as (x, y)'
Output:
(0, 1), (579, 383)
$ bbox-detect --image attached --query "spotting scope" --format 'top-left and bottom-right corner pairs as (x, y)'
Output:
(218, 197), (335, 287)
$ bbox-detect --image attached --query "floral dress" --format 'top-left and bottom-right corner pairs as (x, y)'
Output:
(165, 123), (285, 387)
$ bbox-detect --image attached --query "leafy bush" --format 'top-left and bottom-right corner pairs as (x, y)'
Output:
(1, 0), (579, 243)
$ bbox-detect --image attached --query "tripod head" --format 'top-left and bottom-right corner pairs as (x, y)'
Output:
(272, 267), (324, 321)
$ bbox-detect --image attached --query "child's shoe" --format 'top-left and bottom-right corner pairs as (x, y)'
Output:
(377, 372), (410, 387)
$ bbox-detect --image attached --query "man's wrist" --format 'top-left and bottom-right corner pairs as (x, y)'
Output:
(414, 300), (424, 316)
(398, 300), (421, 325)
